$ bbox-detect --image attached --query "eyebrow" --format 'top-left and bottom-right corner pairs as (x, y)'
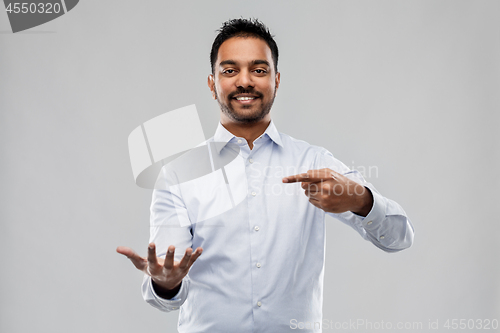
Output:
(219, 60), (237, 67)
(219, 59), (271, 67)
(251, 60), (271, 67)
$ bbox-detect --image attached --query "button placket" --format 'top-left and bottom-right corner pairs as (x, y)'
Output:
(246, 151), (264, 316)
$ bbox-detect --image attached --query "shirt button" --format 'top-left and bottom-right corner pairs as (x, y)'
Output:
(367, 221), (372, 225)
(251, 191), (257, 196)
(256, 263), (261, 268)
(237, 139), (243, 144)
(257, 301), (262, 307)
(380, 235), (385, 240)
(254, 226), (260, 231)
(249, 158), (254, 163)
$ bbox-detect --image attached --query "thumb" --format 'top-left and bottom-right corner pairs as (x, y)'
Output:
(117, 246), (147, 272)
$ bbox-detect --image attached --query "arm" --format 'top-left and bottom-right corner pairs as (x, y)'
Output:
(283, 152), (414, 252)
(117, 168), (202, 312)
(144, 163), (202, 309)
(331, 181), (414, 252)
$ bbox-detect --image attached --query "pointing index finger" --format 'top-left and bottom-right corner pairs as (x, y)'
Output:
(282, 173), (326, 183)
(282, 173), (309, 183)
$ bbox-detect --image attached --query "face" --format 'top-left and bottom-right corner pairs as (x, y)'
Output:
(208, 37), (280, 124)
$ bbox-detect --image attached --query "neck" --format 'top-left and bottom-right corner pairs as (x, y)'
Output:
(220, 115), (271, 150)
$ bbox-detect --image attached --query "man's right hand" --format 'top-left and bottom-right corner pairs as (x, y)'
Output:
(116, 243), (203, 293)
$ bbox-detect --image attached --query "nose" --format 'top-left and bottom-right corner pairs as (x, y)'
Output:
(235, 69), (254, 89)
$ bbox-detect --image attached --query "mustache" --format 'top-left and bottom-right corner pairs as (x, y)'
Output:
(228, 88), (263, 99)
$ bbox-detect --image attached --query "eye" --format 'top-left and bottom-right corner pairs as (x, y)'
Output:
(222, 69), (236, 75)
(254, 69), (267, 74)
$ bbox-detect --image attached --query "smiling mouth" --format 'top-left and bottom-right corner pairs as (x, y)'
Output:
(235, 96), (256, 101)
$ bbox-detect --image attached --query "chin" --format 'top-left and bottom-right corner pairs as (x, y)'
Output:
(219, 100), (272, 124)
(231, 111), (269, 124)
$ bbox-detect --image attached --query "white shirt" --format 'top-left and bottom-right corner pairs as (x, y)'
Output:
(142, 120), (414, 333)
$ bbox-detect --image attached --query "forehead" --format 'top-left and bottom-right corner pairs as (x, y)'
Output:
(216, 37), (273, 66)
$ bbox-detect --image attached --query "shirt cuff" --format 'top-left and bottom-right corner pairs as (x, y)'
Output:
(360, 187), (386, 231)
(142, 275), (189, 311)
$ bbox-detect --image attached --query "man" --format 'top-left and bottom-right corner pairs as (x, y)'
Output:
(117, 18), (414, 332)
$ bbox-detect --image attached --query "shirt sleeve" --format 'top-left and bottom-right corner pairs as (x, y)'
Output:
(317, 149), (414, 252)
(142, 275), (190, 312)
(141, 166), (194, 311)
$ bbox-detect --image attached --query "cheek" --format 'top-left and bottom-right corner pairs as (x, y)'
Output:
(264, 88), (275, 99)
(262, 81), (276, 94)
(216, 82), (232, 97)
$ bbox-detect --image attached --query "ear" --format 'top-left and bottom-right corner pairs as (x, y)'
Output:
(274, 72), (281, 96)
(207, 74), (216, 100)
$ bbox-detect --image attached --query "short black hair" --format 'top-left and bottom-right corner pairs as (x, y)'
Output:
(210, 18), (279, 74)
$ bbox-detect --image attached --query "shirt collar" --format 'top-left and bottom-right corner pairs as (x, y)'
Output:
(213, 120), (284, 154)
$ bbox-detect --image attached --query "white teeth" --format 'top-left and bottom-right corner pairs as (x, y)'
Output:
(236, 97), (255, 101)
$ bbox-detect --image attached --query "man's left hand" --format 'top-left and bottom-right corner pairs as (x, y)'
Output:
(283, 168), (373, 216)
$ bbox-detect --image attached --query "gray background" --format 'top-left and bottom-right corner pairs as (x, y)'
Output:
(1, 0), (498, 332)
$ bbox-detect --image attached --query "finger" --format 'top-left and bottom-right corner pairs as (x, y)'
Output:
(178, 248), (194, 269)
(304, 190), (319, 198)
(308, 196), (320, 202)
(308, 198), (322, 208)
(116, 246), (147, 271)
(303, 182), (321, 192)
(116, 246), (136, 257)
(187, 247), (203, 266)
(301, 181), (323, 189)
(282, 173), (310, 183)
(147, 243), (160, 269)
(301, 181), (322, 189)
(163, 245), (175, 270)
(283, 173), (329, 184)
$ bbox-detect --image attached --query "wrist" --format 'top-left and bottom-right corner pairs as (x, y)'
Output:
(152, 279), (182, 300)
(351, 186), (373, 217)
